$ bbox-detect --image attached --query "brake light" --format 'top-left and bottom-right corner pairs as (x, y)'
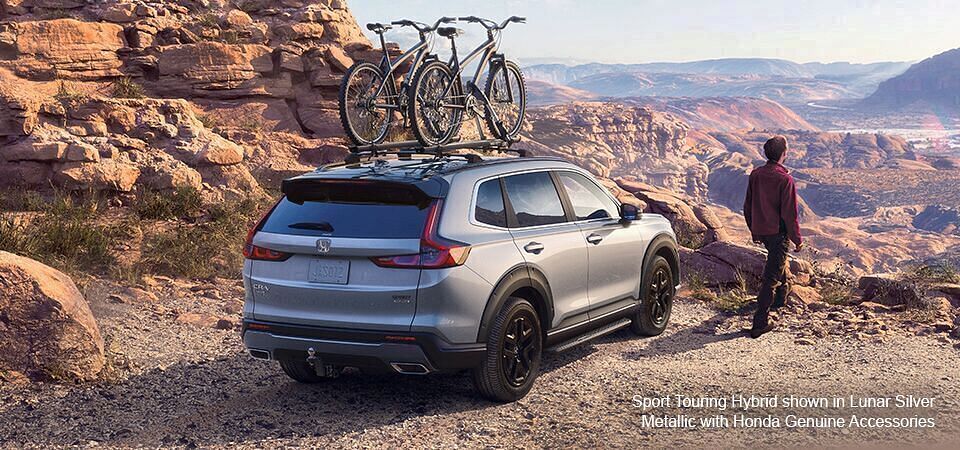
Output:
(243, 198), (291, 261)
(371, 200), (471, 269)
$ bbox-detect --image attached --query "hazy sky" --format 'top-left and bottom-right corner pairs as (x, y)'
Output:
(352, 0), (960, 64)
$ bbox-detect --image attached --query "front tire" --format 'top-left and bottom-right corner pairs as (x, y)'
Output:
(631, 256), (674, 336)
(483, 60), (527, 140)
(473, 297), (543, 402)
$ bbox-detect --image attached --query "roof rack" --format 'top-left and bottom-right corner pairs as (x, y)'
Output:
(345, 138), (526, 164)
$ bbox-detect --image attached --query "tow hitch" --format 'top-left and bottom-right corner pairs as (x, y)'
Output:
(306, 347), (340, 378)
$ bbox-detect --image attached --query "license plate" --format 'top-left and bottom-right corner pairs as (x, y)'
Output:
(308, 259), (350, 284)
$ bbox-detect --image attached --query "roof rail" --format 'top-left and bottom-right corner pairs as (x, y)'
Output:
(345, 138), (526, 164)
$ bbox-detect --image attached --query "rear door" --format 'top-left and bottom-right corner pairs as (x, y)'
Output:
(248, 181), (433, 331)
(556, 171), (643, 313)
(501, 171), (590, 329)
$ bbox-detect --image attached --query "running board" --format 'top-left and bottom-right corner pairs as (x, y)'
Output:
(547, 318), (633, 353)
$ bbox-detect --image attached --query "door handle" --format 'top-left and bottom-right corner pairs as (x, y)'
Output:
(523, 242), (544, 254)
(586, 233), (603, 245)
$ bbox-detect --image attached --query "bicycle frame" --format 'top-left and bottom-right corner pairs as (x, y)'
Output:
(440, 27), (515, 120)
(370, 32), (435, 110)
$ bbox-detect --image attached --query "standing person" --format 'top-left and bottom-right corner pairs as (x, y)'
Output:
(743, 135), (803, 339)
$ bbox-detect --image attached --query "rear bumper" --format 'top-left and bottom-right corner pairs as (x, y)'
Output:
(241, 320), (485, 373)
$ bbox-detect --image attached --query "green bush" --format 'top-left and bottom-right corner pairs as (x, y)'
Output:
(140, 197), (265, 279)
(135, 187), (204, 220)
(111, 77), (146, 99)
(0, 196), (117, 272)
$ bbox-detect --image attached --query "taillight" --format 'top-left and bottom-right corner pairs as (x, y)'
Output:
(243, 198), (291, 262)
(371, 200), (471, 269)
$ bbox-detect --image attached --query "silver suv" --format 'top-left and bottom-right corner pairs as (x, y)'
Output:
(242, 154), (679, 402)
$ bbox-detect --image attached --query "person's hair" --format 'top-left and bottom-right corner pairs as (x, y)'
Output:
(763, 135), (788, 162)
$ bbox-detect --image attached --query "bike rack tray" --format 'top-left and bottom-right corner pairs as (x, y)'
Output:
(347, 137), (525, 160)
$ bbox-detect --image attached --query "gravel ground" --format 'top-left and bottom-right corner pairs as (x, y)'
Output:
(1, 278), (958, 448)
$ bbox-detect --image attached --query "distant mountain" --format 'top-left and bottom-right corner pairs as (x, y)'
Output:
(619, 97), (818, 132)
(565, 72), (855, 102)
(864, 48), (960, 110)
(525, 58), (911, 100)
(525, 80), (596, 106)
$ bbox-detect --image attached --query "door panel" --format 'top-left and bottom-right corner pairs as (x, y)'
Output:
(555, 171), (643, 312)
(502, 171), (590, 329)
(577, 220), (644, 309)
(510, 224), (590, 327)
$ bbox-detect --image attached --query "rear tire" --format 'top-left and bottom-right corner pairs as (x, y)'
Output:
(408, 60), (463, 146)
(472, 297), (542, 403)
(339, 62), (391, 145)
(631, 256), (674, 336)
(279, 359), (336, 383)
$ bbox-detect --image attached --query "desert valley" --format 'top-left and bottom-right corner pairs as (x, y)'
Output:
(1, 1), (959, 448)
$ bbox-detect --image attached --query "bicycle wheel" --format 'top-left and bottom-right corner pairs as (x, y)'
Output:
(339, 62), (391, 145)
(409, 60), (463, 146)
(484, 60), (527, 140)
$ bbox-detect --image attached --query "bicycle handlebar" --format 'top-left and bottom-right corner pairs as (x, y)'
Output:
(458, 16), (526, 30)
(391, 17), (458, 33)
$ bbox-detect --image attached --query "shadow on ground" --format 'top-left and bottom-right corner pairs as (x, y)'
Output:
(0, 309), (748, 447)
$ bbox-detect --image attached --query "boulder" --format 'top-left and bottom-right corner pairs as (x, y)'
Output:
(681, 240), (812, 287)
(1, 19), (125, 80)
(618, 179), (726, 248)
(55, 160), (141, 192)
(0, 252), (105, 381)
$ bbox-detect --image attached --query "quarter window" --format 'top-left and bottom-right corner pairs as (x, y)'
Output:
(558, 172), (619, 221)
(475, 179), (507, 227)
(503, 172), (567, 227)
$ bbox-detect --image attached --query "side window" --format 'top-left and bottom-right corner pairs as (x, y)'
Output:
(558, 172), (619, 221)
(475, 178), (507, 227)
(502, 172), (567, 227)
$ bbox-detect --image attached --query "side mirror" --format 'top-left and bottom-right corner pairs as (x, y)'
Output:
(620, 204), (640, 222)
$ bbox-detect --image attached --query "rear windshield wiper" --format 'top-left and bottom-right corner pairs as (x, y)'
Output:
(288, 222), (334, 232)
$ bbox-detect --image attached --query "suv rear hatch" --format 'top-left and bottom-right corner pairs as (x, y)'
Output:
(246, 176), (443, 331)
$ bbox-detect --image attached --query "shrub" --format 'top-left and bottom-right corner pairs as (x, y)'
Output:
(139, 197), (265, 279)
(0, 190), (46, 212)
(904, 263), (959, 284)
(111, 77), (146, 99)
(0, 196), (117, 272)
(714, 270), (752, 312)
(135, 187), (204, 220)
(55, 80), (88, 104)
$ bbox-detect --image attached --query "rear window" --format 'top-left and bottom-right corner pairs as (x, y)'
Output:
(262, 183), (432, 238)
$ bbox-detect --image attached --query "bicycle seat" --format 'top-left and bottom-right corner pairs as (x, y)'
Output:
(366, 22), (392, 33)
(437, 27), (464, 38)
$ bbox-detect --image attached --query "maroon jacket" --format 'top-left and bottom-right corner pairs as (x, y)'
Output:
(743, 161), (802, 246)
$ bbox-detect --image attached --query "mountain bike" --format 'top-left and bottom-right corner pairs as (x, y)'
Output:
(408, 16), (527, 146)
(339, 17), (456, 146)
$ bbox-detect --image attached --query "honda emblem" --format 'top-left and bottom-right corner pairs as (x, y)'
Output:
(316, 238), (331, 254)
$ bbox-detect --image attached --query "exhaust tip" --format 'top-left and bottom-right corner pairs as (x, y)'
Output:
(390, 362), (430, 375)
(249, 349), (271, 360)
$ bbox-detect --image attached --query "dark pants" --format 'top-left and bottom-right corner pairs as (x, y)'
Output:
(752, 233), (790, 331)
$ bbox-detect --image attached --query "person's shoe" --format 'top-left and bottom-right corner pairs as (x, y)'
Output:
(750, 323), (776, 339)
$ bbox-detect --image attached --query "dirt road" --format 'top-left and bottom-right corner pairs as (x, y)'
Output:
(1, 279), (958, 448)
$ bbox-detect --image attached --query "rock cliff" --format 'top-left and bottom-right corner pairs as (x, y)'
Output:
(0, 0), (373, 196)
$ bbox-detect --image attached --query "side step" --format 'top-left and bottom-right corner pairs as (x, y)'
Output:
(547, 318), (633, 353)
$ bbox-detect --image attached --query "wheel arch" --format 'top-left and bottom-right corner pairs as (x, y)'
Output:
(642, 233), (681, 289)
(476, 264), (553, 343)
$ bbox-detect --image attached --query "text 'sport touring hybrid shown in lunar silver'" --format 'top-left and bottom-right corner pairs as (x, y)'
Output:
(241, 153), (680, 402)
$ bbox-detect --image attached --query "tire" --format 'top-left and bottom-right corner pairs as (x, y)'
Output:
(279, 359), (335, 384)
(408, 60), (464, 146)
(631, 255), (674, 336)
(472, 297), (543, 403)
(339, 62), (392, 145)
(483, 60), (527, 140)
